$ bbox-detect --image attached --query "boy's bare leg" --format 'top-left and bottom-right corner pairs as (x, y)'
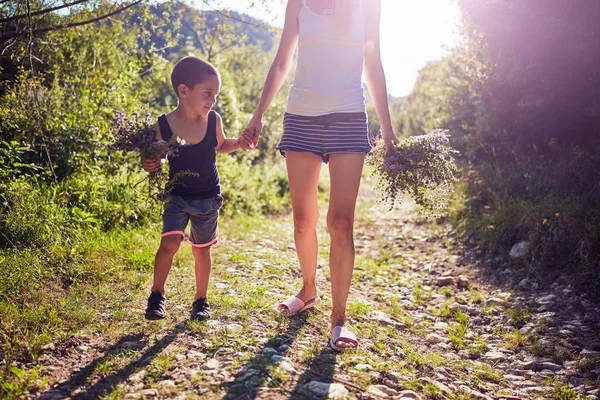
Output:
(192, 246), (212, 300)
(278, 151), (322, 311)
(327, 153), (364, 348)
(152, 235), (182, 294)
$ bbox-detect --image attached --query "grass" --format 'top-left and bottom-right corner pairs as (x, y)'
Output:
(448, 311), (469, 350)
(4, 169), (596, 400)
(503, 329), (529, 351)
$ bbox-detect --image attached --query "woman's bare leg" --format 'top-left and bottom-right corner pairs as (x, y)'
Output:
(327, 153), (364, 348)
(277, 151), (322, 311)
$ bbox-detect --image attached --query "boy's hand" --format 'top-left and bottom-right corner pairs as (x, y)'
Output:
(143, 158), (162, 173)
(234, 134), (253, 151)
(241, 118), (263, 150)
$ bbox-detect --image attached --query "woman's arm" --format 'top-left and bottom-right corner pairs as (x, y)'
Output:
(242, 0), (302, 147)
(363, 0), (399, 150)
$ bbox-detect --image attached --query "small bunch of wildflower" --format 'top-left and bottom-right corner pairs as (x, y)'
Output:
(111, 111), (184, 203)
(368, 129), (459, 218)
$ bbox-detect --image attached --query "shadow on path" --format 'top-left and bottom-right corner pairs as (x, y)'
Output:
(39, 323), (186, 400)
(287, 345), (337, 400)
(221, 313), (310, 400)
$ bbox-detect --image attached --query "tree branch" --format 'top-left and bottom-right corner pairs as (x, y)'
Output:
(0, 0), (143, 40)
(0, 0), (90, 25)
(196, 0), (265, 29)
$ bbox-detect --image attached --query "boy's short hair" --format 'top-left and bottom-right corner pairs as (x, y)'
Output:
(171, 56), (219, 97)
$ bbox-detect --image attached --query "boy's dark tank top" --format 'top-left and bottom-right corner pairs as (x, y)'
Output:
(158, 111), (220, 199)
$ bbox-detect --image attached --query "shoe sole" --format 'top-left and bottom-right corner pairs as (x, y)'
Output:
(145, 313), (165, 320)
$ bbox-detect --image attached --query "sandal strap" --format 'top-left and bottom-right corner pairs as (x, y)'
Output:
(278, 296), (305, 314)
(331, 326), (358, 346)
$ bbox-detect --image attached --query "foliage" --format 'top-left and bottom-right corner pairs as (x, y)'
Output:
(397, 0), (600, 293)
(368, 130), (459, 218)
(0, 0), (291, 378)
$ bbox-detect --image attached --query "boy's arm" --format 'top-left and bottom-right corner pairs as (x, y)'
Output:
(215, 113), (241, 154)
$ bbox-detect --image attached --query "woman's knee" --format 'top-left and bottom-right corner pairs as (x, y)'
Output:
(294, 212), (318, 235)
(327, 215), (354, 239)
(158, 235), (182, 255)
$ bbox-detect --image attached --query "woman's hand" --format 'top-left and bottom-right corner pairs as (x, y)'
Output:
(382, 128), (400, 151)
(240, 117), (263, 150)
(143, 158), (162, 173)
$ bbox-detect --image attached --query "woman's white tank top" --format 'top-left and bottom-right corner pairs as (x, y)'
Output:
(286, 0), (367, 116)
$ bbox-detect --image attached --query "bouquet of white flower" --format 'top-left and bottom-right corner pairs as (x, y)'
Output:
(368, 129), (459, 218)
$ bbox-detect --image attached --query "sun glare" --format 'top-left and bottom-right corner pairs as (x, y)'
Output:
(200, 0), (461, 97)
(380, 0), (461, 96)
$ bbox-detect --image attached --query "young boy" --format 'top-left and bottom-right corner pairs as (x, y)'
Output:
(142, 56), (242, 321)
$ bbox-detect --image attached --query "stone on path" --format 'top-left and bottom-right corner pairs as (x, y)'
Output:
(398, 390), (421, 399)
(459, 385), (493, 400)
(509, 241), (529, 258)
(278, 360), (297, 375)
(369, 311), (408, 328)
(367, 385), (396, 397)
(305, 381), (348, 399)
(204, 358), (219, 370)
(519, 360), (563, 372)
(483, 350), (507, 362)
(581, 349), (600, 357)
(457, 276), (470, 288)
(426, 333), (449, 344)
(436, 276), (455, 286)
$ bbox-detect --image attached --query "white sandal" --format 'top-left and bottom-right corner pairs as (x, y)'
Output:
(329, 326), (358, 351)
(275, 295), (321, 315)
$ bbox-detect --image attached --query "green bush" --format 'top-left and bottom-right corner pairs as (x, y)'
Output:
(452, 143), (600, 290)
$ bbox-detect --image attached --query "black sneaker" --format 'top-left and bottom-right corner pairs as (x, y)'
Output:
(145, 291), (166, 320)
(191, 297), (211, 321)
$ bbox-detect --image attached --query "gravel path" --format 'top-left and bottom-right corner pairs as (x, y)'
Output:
(31, 175), (600, 399)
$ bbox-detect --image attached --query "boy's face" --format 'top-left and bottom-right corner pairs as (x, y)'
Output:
(179, 74), (221, 116)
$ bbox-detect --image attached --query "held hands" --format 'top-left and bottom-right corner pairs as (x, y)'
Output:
(236, 117), (263, 151)
(382, 128), (400, 151)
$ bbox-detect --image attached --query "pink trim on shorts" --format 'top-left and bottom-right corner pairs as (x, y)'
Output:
(161, 230), (186, 242)
(190, 233), (219, 248)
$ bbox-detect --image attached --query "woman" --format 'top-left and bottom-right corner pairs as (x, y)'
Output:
(240, 0), (399, 350)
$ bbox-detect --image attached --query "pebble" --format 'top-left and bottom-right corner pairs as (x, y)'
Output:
(483, 350), (506, 362)
(262, 347), (278, 355)
(436, 276), (455, 286)
(367, 385), (396, 397)
(204, 358), (219, 370)
(459, 385), (493, 400)
(398, 390), (421, 399)
(158, 380), (176, 388)
(457, 276), (470, 289)
(279, 361), (298, 374)
(304, 381), (348, 398)
(581, 349), (600, 357)
(277, 344), (290, 353)
(426, 333), (448, 344)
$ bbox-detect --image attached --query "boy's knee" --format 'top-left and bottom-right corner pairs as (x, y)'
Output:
(191, 245), (211, 256)
(159, 235), (182, 255)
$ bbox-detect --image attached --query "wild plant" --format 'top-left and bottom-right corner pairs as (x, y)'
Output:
(369, 129), (459, 218)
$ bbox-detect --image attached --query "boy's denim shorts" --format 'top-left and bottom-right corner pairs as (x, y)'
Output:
(161, 195), (223, 247)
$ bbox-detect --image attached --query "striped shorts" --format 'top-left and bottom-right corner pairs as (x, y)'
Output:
(277, 112), (373, 163)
